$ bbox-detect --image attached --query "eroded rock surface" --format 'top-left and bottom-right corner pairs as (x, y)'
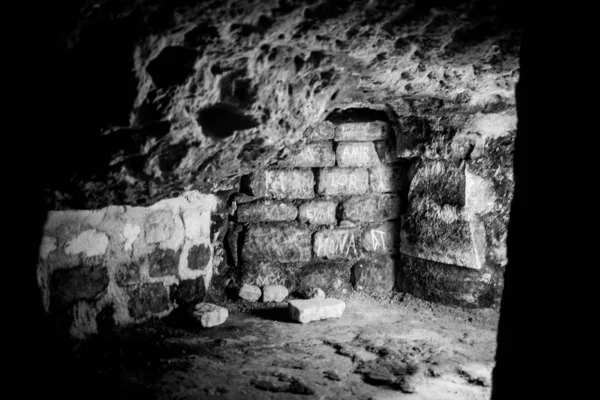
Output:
(45, 0), (519, 210)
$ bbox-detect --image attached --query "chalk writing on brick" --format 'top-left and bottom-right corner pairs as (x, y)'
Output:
(315, 229), (360, 259)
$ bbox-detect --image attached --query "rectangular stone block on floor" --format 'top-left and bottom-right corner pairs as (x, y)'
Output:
(237, 200), (298, 222)
(317, 168), (369, 196)
(314, 229), (360, 260)
(342, 194), (401, 222)
(242, 225), (312, 263)
(369, 164), (409, 193)
(336, 142), (380, 167)
(334, 121), (389, 141)
(288, 298), (346, 323)
(362, 222), (400, 254)
(279, 142), (335, 168)
(245, 169), (315, 199)
(298, 200), (337, 225)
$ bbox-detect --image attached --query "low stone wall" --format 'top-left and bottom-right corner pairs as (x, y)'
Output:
(37, 191), (221, 338)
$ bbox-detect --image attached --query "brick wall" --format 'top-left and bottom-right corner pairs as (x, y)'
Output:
(234, 119), (409, 295)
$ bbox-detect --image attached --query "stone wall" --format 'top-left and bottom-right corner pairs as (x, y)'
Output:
(229, 101), (515, 308)
(229, 118), (408, 297)
(37, 191), (222, 338)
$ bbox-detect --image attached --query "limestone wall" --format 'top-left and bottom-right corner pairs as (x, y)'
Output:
(227, 102), (515, 308)
(37, 191), (221, 338)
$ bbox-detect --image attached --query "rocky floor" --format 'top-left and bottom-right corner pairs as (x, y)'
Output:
(59, 292), (498, 399)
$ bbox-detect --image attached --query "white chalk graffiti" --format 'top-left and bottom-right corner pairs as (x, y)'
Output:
(305, 205), (335, 223)
(256, 202), (293, 220)
(370, 230), (388, 251)
(341, 145), (370, 163)
(317, 231), (358, 257)
(330, 172), (359, 191)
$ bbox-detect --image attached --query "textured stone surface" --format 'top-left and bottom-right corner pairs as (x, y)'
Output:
(115, 263), (140, 286)
(240, 262), (297, 288)
(170, 277), (206, 306)
(288, 298), (346, 323)
(148, 248), (181, 277)
(247, 170), (315, 199)
(306, 121), (335, 141)
(279, 142), (335, 168)
(317, 168), (369, 196)
(300, 287), (326, 299)
(298, 262), (352, 295)
(314, 229), (360, 260)
(192, 303), (229, 328)
(336, 142), (380, 167)
(262, 285), (289, 302)
(45, 1), (519, 209)
(242, 225), (312, 263)
(64, 230), (109, 257)
(335, 122), (389, 142)
(187, 243), (211, 270)
(128, 283), (170, 320)
(369, 165), (409, 193)
(298, 200), (337, 225)
(362, 222), (400, 255)
(397, 255), (500, 308)
(400, 160), (481, 269)
(351, 256), (396, 292)
(237, 200), (298, 222)
(38, 191), (220, 335)
(144, 210), (174, 244)
(239, 284), (262, 302)
(50, 265), (109, 309)
(342, 194), (401, 222)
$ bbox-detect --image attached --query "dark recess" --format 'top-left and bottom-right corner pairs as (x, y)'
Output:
(197, 103), (259, 139)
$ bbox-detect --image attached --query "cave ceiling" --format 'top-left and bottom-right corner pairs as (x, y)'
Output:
(45, 0), (520, 209)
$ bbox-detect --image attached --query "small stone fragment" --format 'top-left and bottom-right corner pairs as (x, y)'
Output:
(301, 287), (326, 299)
(262, 285), (289, 302)
(239, 283), (262, 302)
(288, 298), (346, 323)
(192, 303), (229, 328)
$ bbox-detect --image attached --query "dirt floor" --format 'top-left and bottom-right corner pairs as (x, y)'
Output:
(63, 292), (498, 400)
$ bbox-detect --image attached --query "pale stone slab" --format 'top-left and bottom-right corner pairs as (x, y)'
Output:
(262, 285), (289, 302)
(239, 284), (262, 302)
(288, 298), (346, 323)
(192, 303), (229, 328)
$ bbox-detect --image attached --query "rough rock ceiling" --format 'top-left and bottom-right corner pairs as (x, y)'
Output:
(45, 0), (520, 210)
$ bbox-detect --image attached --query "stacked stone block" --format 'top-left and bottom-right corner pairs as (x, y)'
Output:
(237, 120), (408, 294)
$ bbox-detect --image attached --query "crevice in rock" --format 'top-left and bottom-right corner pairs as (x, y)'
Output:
(197, 103), (259, 139)
(146, 46), (201, 89)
